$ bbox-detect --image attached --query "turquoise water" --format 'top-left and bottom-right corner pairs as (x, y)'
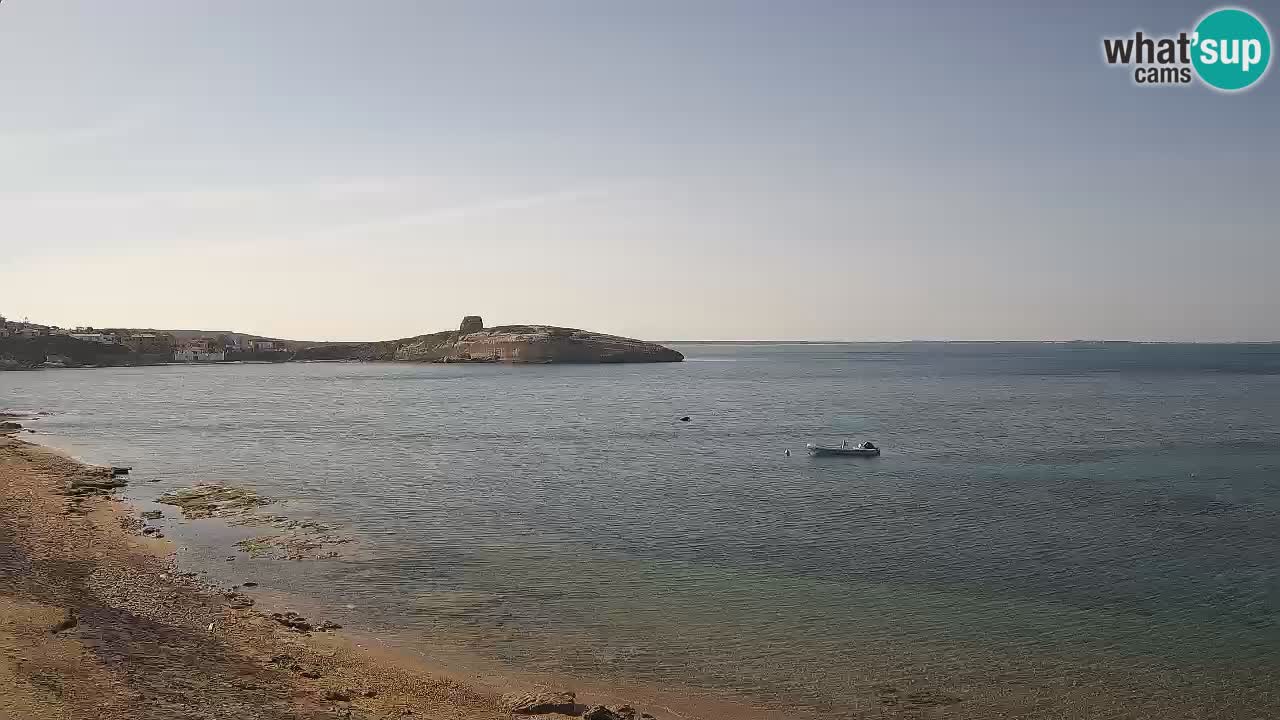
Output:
(4, 343), (1280, 717)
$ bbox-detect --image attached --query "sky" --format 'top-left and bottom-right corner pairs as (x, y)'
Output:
(1, 0), (1277, 342)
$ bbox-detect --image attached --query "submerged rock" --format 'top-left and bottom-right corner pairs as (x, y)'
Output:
(235, 528), (353, 561)
(503, 689), (577, 715)
(156, 483), (272, 519)
(157, 484), (354, 560)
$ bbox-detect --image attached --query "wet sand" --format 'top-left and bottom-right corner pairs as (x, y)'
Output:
(0, 434), (541, 720)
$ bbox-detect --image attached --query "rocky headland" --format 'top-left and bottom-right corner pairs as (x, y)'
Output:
(295, 316), (684, 365)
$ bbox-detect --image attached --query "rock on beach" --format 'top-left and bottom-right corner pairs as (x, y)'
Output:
(503, 689), (577, 715)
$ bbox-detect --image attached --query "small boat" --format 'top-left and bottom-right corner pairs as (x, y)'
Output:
(806, 441), (880, 457)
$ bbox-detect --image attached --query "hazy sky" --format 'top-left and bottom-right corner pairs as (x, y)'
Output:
(1, 1), (1276, 341)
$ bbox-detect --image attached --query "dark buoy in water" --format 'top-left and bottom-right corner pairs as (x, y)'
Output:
(679, 416), (690, 422)
(785, 449), (791, 457)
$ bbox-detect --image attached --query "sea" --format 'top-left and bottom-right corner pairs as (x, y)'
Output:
(4, 342), (1280, 719)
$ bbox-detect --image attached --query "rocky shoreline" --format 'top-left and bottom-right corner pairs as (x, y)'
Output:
(0, 432), (670, 720)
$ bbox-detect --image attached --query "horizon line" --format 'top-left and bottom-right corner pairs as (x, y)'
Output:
(658, 339), (1280, 345)
(6, 318), (1278, 345)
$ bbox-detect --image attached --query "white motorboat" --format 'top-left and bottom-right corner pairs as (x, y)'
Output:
(806, 441), (880, 457)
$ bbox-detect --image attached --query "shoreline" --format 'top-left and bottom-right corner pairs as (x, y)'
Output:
(0, 431), (777, 720)
(0, 433), (673, 720)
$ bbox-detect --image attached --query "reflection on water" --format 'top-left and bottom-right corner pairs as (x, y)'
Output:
(5, 343), (1280, 717)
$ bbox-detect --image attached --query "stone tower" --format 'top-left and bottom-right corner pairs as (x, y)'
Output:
(459, 316), (484, 335)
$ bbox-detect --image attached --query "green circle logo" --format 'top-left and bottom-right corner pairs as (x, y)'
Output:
(1192, 8), (1271, 91)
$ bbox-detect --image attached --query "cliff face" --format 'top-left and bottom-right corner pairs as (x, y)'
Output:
(393, 323), (683, 364)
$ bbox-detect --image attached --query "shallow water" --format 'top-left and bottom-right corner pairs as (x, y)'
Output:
(5, 343), (1280, 717)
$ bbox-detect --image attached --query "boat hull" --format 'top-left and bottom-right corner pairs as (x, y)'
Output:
(806, 444), (880, 457)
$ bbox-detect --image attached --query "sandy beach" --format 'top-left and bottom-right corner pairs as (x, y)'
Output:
(0, 433), (653, 720)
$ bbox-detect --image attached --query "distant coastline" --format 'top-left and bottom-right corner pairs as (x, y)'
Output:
(664, 339), (1280, 345)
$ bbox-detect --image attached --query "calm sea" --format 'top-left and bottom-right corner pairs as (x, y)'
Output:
(5, 343), (1280, 718)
